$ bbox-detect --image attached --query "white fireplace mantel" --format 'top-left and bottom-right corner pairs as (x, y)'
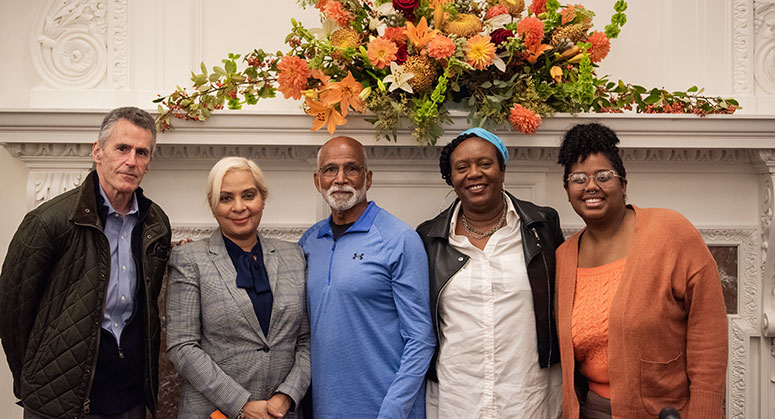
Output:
(0, 109), (773, 151)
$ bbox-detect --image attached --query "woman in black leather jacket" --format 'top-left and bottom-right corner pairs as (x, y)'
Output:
(416, 127), (564, 418)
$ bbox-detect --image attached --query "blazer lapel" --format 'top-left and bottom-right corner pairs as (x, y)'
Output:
(208, 230), (269, 346)
(259, 234), (281, 341)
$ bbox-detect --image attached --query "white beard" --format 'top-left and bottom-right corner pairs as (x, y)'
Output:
(322, 183), (368, 212)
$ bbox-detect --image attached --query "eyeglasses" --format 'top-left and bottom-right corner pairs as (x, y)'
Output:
(318, 164), (364, 178)
(567, 169), (623, 189)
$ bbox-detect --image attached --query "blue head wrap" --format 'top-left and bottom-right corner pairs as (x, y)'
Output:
(458, 127), (509, 164)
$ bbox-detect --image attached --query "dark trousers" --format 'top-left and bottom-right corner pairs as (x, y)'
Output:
(24, 404), (145, 419)
(580, 390), (612, 419)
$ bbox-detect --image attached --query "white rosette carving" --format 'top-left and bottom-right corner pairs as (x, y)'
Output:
(755, 1), (775, 93)
(31, 0), (108, 89)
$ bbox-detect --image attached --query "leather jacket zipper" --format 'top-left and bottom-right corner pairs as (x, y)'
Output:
(532, 226), (553, 366)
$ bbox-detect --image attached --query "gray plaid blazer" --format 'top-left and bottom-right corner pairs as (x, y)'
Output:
(166, 230), (310, 418)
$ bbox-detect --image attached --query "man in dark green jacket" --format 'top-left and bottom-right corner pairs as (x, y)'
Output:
(0, 107), (171, 419)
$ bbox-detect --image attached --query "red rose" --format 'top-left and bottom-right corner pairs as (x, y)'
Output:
(491, 28), (515, 51)
(395, 43), (408, 64)
(393, 0), (419, 18)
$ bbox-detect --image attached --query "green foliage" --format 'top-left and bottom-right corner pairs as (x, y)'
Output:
(605, 1), (628, 39)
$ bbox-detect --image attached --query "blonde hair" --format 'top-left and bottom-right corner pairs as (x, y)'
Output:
(206, 157), (269, 210)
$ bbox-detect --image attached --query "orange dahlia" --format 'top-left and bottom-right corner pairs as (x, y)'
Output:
(383, 27), (408, 44)
(528, 0), (546, 15)
(509, 104), (541, 134)
(323, 1), (353, 27)
(466, 35), (496, 70)
(587, 31), (610, 63)
(486, 5), (509, 19)
(277, 56), (310, 100)
(516, 16), (544, 48)
(427, 35), (456, 60)
(367, 37), (398, 69)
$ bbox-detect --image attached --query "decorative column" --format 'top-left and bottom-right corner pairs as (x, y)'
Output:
(757, 149), (775, 419)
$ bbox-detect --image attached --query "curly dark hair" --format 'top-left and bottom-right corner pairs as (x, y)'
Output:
(557, 123), (626, 188)
(439, 132), (506, 186)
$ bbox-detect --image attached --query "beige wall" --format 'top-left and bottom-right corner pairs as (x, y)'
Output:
(0, 146), (28, 418)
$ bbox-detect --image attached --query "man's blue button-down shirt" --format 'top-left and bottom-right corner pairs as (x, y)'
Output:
(299, 201), (435, 419)
(98, 186), (139, 342)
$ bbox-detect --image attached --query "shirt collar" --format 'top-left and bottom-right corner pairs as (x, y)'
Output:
(449, 192), (518, 239)
(98, 184), (139, 217)
(317, 201), (379, 238)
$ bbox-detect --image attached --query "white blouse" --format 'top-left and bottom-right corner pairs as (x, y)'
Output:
(426, 196), (562, 419)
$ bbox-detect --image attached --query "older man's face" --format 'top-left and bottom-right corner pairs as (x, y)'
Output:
(92, 118), (153, 197)
(315, 140), (372, 212)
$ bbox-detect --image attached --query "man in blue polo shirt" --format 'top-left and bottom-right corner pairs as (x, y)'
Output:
(299, 136), (435, 419)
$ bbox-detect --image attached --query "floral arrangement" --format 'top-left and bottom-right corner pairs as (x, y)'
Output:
(154, 0), (739, 145)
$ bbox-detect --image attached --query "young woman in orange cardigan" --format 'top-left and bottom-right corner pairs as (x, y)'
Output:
(554, 123), (728, 419)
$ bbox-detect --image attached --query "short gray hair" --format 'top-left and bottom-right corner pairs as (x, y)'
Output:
(98, 107), (157, 153)
(206, 157), (269, 211)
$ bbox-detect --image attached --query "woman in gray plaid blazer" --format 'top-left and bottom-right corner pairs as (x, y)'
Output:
(166, 157), (310, 419)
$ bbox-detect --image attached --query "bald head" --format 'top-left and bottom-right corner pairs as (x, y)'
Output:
(317, 136), (368, 170)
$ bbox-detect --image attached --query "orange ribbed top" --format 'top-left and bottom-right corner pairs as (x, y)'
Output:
(571, 257), (626, 399)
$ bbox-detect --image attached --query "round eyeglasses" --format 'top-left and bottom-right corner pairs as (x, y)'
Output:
(318, 164), (364, 178)
(567, 169), (623, 189)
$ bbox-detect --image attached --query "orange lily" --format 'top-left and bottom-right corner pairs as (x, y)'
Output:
(406, 17), (439, 51)
(310, 68), (331, 84)
(429, 0), (450, 29)
(526, 43), (553, 64)
(550, 66), (563, 83)
(305, 97), (347, 135)
(320, 71), (365, 117)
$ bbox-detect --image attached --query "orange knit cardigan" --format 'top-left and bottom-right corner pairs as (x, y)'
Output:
(556, 206), (728, 419)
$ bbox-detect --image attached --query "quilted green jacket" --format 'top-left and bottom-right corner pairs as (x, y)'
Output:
(0, 171), (171, 418)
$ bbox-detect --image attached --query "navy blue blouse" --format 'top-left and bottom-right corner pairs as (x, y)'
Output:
(222, 235), (273, 337)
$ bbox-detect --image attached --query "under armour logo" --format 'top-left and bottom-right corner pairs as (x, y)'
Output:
(353, 253), (364, 260)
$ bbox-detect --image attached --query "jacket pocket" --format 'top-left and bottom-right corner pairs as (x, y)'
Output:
(639, 351), (689, 415)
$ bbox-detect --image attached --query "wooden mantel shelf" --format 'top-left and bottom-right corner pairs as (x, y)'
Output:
(0, 109), (773, 149)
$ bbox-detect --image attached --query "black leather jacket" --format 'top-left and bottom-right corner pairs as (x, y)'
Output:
(416, 192), (564, 381)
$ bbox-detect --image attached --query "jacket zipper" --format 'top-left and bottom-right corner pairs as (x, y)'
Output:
(532, 226), (553, 366)
(82, 228), (112, 415)
(434, 253), (466, 342)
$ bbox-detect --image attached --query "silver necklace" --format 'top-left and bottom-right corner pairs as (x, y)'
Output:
(461, 197), (507, 240)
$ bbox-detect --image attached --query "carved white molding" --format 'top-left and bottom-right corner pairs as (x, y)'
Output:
(28, 169), (90, 209)
(1, 142), (760, 167)
(31, 0), (109, 89)
(755, 1), (775, 94)
(702, 228), (760, 419)
(736, 0), (756, 94)
(107, 0), (128, 89)
(171, 225), (308, 243)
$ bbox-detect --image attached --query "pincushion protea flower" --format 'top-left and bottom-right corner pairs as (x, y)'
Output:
(445, 14), (483, 38)
(404, 54), (437, 92)
(330, 27), (360, 61)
